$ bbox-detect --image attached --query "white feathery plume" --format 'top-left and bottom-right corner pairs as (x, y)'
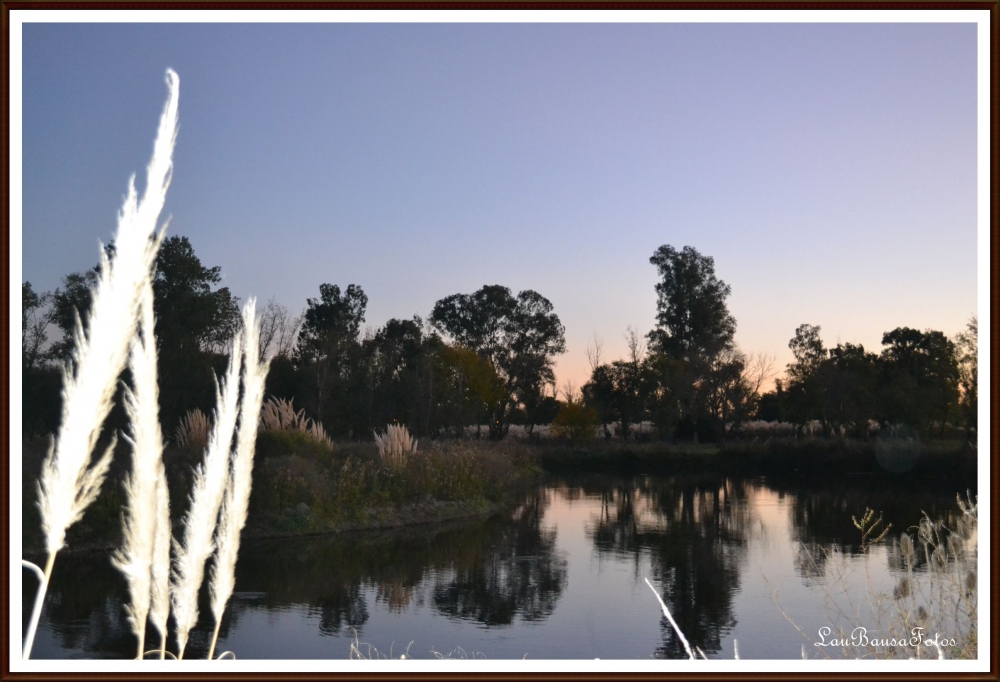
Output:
(148, 460), (172, 659)
(208, 299), (271, 659)
(170, 328), (244, 659)
(374, 423), (417, 469)
(24, 68), (179, 661)
(111, 281), (166, 659)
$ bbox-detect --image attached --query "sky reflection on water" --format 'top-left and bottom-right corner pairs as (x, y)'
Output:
(27, 475), (968, 659)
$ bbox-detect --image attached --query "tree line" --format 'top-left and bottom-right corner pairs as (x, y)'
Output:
(22, 237), (976, 443)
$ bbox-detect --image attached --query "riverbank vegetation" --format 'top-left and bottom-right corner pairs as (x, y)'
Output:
(22, 432), (540, 556)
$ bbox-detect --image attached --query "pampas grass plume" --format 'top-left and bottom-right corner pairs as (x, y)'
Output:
(208, 299), (271, 659)
(23, 68), (179, 661)
(374, 423), (417, 470)
(111, 282), (166, 659)
(174, 408), (210, 449)
(148, 462), (172, 659)
(170, 328), (244, 659)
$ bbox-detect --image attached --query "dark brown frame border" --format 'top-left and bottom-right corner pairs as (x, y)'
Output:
(1, 5), (996, 680)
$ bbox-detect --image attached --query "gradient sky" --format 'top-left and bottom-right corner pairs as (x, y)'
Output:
(18, 21), (980, 391)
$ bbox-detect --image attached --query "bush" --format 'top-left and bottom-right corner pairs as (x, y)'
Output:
(551, 403), (598, 440)
(255, 429), (335, 460)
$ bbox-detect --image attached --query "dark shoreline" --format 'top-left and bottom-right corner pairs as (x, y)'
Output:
(22, 438), (977, 559)
(22, 497), (513, 560)
(533, 438), (978, 486)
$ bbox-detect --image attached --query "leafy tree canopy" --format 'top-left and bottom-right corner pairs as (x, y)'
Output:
(647, 245), (736, 365)
(152, 236), (241, 353)
(431, 284), (566, 437)
(297, 283), (368, 363)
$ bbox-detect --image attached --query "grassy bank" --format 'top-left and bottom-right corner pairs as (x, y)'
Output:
(534, 437), (977, 484)
(22, 433), (976, 555)
(21, 436), (541, 555)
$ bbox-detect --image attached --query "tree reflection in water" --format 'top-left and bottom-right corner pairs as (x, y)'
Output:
(432, 491), (566, 625)
(23, 552), (137, 658)
(237, 490), (566, 631)
(579, 475), (753, 659)
(29, 490), (567, 657)
(27, 474), (969, 659)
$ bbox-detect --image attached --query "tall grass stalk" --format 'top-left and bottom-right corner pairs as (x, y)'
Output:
(149, 466), (172, 658)
(23, 69), (179, 660)
(110, 282), (166, 659)
(170, 329), (245, 659)
(644, 577), (696, 659)
(207, 299), (271, 660)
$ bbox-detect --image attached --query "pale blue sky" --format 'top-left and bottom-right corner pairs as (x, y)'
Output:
(20, 22), (979, 389)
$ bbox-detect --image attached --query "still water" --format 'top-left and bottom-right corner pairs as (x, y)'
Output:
(26, 475), (973, 659)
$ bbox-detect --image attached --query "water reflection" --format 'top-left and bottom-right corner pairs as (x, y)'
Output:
(25, 473), (972, 659)
(433, 491), (567, 625)
(29, 490), (567, 657)
(573, 476), (751, 658)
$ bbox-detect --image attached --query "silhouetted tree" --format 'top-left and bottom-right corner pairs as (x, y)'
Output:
(954, 316), (977, 432)
(880, 327), (959, 437)
(21, 282), (61, 436)
(647, 245), (736, 365)
(49, 268), (101, 362)
(645, 246), (737, 440)
(430, 285), (566, 439)
(150, 236), (242, 429)
(40, 235), (240, 433)
(257, 296), (302, 362)
(822, 343), (880, 437)
(295, 283), (368, 436)
(784, 324), (828, 432)
(583, 360), (652, 440)
(699, 348), (756, 439)
(22, 282), (55, 371)
(366, 316), (424, 429)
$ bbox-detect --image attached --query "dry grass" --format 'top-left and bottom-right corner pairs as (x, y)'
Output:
(769, 493), (978, 660)
(24, 69), (273, 664)
(170, 327), (244, 659)
(174, 409), (211, 450)
(110, 282), (167, 659)
(374, 424), (418, 470)
(259, 396), (334, 449)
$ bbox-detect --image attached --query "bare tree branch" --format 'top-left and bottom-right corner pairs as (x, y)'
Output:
(624, 325), (646, 365)
(258, 297), (303, 361)
(585, 332), (604, 373)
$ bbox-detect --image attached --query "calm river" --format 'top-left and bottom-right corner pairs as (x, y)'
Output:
(25, 474), (974, 659)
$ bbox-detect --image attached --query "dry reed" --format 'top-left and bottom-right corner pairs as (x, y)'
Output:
(148, 465), (172, 659)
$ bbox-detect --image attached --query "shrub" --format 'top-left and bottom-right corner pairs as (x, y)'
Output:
(255, 429), (335, 460)
(551, 403), (598, 440)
